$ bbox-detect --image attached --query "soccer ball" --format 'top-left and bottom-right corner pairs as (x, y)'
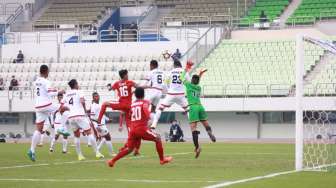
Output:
(97, 126), (109, 136)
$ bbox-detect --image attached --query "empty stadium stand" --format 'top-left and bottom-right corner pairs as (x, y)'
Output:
(287, 0), (336, 25)
(239, 0), (290, 27)
(35, 0), (119, 28)
(0, 56), (173, 90)
(157, 0), (253, 23)
(0, 0), (23, 23)
(199, 40), (324, 97)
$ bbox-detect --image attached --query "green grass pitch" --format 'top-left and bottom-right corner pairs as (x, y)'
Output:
(0, 142), (335, 188)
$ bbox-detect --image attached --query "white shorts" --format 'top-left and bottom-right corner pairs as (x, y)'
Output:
(145, 89), (163, 106)
(159, 94), (188, 110)
(92, 122), (109, 136)
(35, 103), (59, 124)
(68, 116), (91, 132)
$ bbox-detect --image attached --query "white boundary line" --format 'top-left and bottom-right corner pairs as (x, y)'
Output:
(116, 179), (219, 183)
(204, 163), (336, 188)
(0, 178), (108, 182)
(203, 170), (297, 188)
(0, 152), (192, 170)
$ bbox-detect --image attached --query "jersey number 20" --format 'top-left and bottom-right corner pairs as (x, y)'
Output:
(131, 106), (142, 121)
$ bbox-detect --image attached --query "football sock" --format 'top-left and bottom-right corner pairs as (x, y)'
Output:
(97, 138), (105, 151)
(88, 134), (98, 154)
(152, 110), (162, 128)
(205, 126), (213, 134)
(192, 131), (200, 149)
(30, 130), (41, 153)
(155, 139), (164, 161)
(105, 140), (114, 156)
(112, 148), (130, 162)
(74, 137), (82, 156)
(62, 138), (68, 152)
(50, 137), (56, 150)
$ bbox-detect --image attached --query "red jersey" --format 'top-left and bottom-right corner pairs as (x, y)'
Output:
(112, 80), (135, 105)
(130, 99), (151, 128)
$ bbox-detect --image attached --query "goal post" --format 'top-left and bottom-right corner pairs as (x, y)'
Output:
(296, 34), (336, 172)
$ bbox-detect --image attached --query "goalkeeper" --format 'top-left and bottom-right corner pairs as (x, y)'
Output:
(181, 61), (216, 158)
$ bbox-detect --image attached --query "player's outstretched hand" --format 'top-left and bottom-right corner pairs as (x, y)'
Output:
(199, 68), (207, 77)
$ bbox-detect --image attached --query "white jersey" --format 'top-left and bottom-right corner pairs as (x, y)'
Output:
(166, 67), (187, 94)
(54, 110), (69, 126)
(62, 90), (86, 118)
(145, 68), (165, 91)
(34, 76), (57, 108)
(90, 102), (108, 125)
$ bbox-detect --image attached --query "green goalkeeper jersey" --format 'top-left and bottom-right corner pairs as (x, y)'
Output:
(181, 71), (202, 105)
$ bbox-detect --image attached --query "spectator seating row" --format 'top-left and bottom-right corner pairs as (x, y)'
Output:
(199, 40), (325, 96)
(35, 0), (119, 26)
(287, 0), (336, 25)
(240, 0), (290, 27)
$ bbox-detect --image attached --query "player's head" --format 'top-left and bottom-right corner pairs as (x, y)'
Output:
(173, 60), (182, 68)
(57, 93), (63, 103)
(119, 69), (128, 80)
(68, 79), (78, 89)
(134, 87), (145, 99)
(150, 60), (158, 70)
(191, 74), (200, 85)
(40, 65), (49, 77)
(92, 92), (99, 103)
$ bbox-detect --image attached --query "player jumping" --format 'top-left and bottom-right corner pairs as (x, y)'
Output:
(107, 87), (173, 167)
(90, 92), (115, 156)
(151, 60), (189, 129)
(97, 69), (141, 155)
(62, 79), (104, 161)
(181, 61), (216, 158)
(49, 93), (70, 153)
(144, 60), (166, 122)
(28, 65), (64, 162)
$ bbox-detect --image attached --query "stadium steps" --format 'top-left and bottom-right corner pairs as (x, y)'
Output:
(279, 0), (302, 27)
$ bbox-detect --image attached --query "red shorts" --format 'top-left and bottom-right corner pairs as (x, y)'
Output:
(108, 100), (131, 126)
(127, 126), (158, 149)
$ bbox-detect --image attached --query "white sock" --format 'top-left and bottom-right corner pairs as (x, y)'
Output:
(74, 137), (82, 156)
(62, 138), (68, 152)
(39, 134), (44, 145)
(105, 140), (114, 156)
(30, 130), (41, 153)
(50, 137), (56, 150)
(152, 110), (162, 128)
(88, 134), (98, 154)
(87, 136), (91, 146)
(97, 138), (105, 152)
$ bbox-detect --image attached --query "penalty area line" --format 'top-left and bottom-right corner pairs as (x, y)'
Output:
(0, 178), (108, 182)
(116, 179), (219, 183)
(203, 170), (297, 188)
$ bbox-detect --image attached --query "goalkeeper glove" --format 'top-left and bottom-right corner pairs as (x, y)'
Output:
(185, 60), (194, 71)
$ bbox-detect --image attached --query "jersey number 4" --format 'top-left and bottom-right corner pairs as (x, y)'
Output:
(131, 106), (142, 121)
(119, 86), (128, 97)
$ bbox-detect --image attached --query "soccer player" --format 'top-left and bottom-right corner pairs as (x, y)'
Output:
(107, 87), (173, 167)
(151, 60), (189, 129)
(97, 69), (141, 155)
(90, 92), (114, 156)
(49, 93), (70, 153)
(180, 62), (216, 158)
(144, 60), (166, 122)
(28, 65), (64, 162)
(62, 79), (104, 161)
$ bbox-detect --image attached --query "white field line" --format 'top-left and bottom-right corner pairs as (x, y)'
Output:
(203, 170), (296, 188)
(0, 178), (108, 182)
(116, 179), (219, 183)
(204, 163), (336, 188)
(0, 152), (192, 170)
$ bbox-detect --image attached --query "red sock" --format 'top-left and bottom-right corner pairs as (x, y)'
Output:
(119, 113), (123, 129)
(135, 140), (141, 152)
(155, 140), (164, 161)
(112, 148), (131, 163)
(97, 103), (108, 124)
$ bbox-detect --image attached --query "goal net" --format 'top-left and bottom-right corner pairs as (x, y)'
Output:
(296, 35), (336, 171)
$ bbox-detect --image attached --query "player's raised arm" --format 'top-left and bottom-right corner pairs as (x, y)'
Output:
(181, 60), (194, 84)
